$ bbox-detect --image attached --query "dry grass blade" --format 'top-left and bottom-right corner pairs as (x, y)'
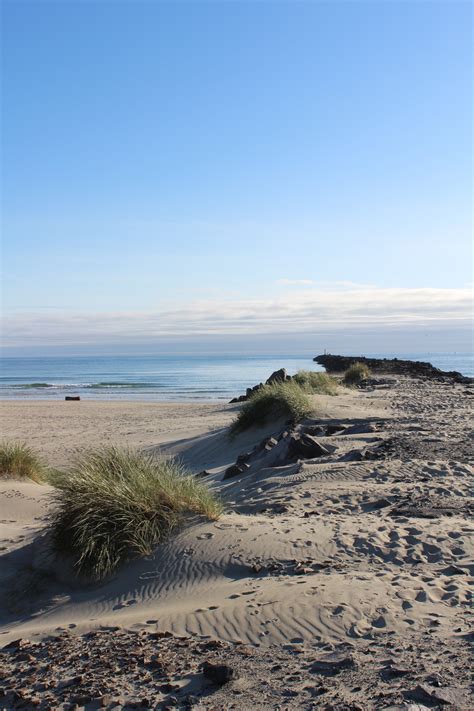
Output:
(230, 380), (313, 435)
(48, 447), (222, 580)
(343, 362), (371, 386)
(293, 370), (338, 395)
(0, 441), (47, 482)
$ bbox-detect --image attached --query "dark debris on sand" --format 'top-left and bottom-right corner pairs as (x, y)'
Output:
(1, 628), (472, 710)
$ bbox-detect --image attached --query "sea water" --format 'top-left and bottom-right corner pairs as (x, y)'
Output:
(0, 352), (472, 401)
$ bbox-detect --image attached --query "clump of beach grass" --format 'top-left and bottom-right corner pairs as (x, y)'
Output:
(293, 370), (338, 395)
(48, 447), (222, 581)
(230, 380), (313, 435)
(343, 362), (371, 386)
(0, 441), (47, 483)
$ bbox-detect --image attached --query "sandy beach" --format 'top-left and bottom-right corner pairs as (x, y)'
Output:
(0, 373), (472, 709)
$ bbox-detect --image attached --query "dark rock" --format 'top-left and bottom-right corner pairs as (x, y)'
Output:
(342, 423), (380, 435)
(314, 354), (472, 384)
(2, 638), (28, 651)
(263, 436), (278, 451)
(266, 368), (289, 384)
(228, 367), (293, 402)
(196, 470), (211, 478)
(325, 424), (349, 435)
(65, 396), (81, 401)
(246, 384), (263, 398)
(380, 664), (410, 679)
(304, 425), (327, 436)
(287, 433), (335, 460)
(404, 683), (463, 705)
(370, 498), (392, 510)
(310, 652), (355, 675)
(223, 463), (250, 480)
(236, 451), (251, 464)
(340, 449), (365, 462)
(423, 673), (444, 687)
(202, 661), (235, 684)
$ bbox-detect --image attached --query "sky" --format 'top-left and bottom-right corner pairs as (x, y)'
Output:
(1, 0), (472, 355)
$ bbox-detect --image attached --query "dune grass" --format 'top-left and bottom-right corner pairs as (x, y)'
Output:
(343, 362), (371, 386)
(293, 370), (338, 395)
(48, 447), (222, 580)
(230, 380), (313, 435)
(0, 441), (47, 482)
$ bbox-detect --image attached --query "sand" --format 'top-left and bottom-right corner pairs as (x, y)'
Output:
(0, 378), (472, 709)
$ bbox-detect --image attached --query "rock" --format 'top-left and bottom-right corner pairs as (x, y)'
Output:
(266, 368), (289, 384)
(314, 353), (472, 384)
(202, 661), (235, 684)
(381, 664), (410, 679)
(404, 684), (464, 706)
(370, 498), (392, 510)
(342, 423), (380, 435)
(341, 449), (365, 462)
(325, 424), (348, 435)
(304, 425), (327, 436)
(310, 652), (355, 675)
(287, 433), (335, 460)
(223, 463), (250, 480)
(2, 638), (29, 651)
(264, 437), (278, 451)
(65, 396), (81, 401)
(236, 451), (251, 464)
(423, 673), (443, 687)
(196, 470), (211, 478)
(246, 384), (262, 398)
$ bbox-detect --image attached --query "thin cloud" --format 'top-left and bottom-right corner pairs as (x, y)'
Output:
(276, 279), (315, 286)
(2, 285), (472, 347)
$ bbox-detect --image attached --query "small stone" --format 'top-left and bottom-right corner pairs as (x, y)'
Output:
(311, 652), (355, 675)
(202, 661), (235, 684)
(223, 463), (250, 480)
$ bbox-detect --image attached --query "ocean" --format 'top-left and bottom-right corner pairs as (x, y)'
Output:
(0, 352), (472, 401)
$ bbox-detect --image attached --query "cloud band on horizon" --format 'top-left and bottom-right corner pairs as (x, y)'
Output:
(2, 284), (472, 349)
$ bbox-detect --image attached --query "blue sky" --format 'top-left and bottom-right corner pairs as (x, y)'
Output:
(1, 0), (472, 354)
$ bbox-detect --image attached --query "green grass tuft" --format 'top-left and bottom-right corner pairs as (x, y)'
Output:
(293, 370), (338, 395)
(343, 362), (371, 386)
(230, 380), (313, 435)
(48, 447), (222, 580)
(0, 441), (47, 482)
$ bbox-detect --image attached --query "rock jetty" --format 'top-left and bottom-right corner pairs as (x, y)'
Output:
(314, 354), (472, 383)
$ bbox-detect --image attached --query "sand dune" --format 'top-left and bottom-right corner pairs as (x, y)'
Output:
(0, 377), (472, 709)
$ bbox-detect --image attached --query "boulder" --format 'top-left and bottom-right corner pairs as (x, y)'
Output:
(223, 463), (250, 480)
(287, 433), (335, 460)
(202, 661), (235, 684)
(266, 368), (289, 385)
